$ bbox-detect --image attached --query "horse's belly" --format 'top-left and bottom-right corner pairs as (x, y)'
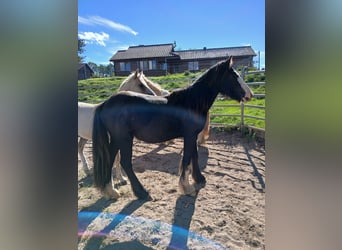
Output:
(78, 104), (97, 139)
(133, 117), (182, 143)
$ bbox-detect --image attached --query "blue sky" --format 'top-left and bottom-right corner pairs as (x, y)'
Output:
(78, 0), (265, 68)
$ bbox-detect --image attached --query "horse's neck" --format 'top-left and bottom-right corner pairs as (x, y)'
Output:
(167, 77), (219, 115)
(148, 83), (162, 96)
(192, 74), (220, 112)
(145, 79), (167, 96)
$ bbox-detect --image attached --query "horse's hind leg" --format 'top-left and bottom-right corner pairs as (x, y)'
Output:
(102, 142), (121, 199)
(119, 138), (151, 200)
(78, 137), (91, 175)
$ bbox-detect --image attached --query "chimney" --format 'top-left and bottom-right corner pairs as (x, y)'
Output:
(173, 41), (177, 49)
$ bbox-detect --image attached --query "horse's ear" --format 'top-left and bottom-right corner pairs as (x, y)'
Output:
(228, 56), (234, 68)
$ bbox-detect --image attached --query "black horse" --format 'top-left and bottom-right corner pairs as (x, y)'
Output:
(92, 57), (253, 200)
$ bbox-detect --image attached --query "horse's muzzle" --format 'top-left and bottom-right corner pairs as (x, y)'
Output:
(242, 92), (253, 102)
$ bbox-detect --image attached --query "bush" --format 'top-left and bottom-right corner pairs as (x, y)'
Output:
(183, 70), (190, 76)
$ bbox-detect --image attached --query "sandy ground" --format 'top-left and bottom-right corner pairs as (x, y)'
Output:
(78, 128), (265, 250)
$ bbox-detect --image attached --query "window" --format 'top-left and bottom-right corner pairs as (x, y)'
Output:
(119, 62), (130, 71)
(125, 62), (131, 71)
(139, 61), (149, 70)
(138, 60), (157, 71)
(188, 61), (199, 71)
(149, 60), (157, 70)
(119, 62), (125, 71)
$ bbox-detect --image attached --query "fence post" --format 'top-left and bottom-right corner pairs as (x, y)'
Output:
(240, 102), (245, 131)
(240, 66), (247, 131)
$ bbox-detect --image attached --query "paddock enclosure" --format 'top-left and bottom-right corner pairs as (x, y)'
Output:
(78, 128), (265, 250)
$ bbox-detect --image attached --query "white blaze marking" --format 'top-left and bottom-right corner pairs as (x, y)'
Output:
(234, 69), (253, 100)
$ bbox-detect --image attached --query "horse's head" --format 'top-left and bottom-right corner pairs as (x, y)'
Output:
(118, 69), (157, 96)
(140, 72), (170, 96)
(218, 57), (253, 102)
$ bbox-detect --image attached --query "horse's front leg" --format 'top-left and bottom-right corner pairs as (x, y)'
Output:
(191, 143), (206, 184)
(178, 137), (197, 196)
(119, 139), (152, 200)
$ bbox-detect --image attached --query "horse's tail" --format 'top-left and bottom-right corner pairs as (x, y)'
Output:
(92, 102), (112, 189)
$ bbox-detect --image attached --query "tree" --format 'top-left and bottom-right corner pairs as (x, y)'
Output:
(78, 38), (86, 63)
(87, 62), (98, 72)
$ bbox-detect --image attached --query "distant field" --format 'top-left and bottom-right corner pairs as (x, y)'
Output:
(78, 71), (265, 129)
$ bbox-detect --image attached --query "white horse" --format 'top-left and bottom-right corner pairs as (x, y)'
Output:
(78, 70), (156, 176)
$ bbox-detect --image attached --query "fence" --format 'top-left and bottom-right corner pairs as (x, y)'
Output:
(209, 68), (265, 138)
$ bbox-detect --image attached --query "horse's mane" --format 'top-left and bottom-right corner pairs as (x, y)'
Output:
(141, 73), (170, 96)
(193, 59), (228, 85)
(166, 59), (229, 114)
(118, 71), (136, 89)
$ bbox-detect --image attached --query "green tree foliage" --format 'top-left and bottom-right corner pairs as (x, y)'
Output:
(87, 62), (114, 77)
(78, 38), (86, 63)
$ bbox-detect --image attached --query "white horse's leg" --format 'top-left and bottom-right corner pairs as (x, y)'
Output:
(102, 182), (121, 200)
(78, 137), (91, 175)
(112, 152), (128, 185)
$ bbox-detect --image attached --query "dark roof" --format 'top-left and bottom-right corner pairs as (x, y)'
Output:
(110, 43), (175, 61)
(110, 43), (256, 62)
(173, 46), (256, 60)
(78, 63), (94, 72)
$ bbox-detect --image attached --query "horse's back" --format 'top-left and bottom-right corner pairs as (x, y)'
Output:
(100, 93), (205, 143)
(78, 102), (100, 139)
(114, 91), (167, 104)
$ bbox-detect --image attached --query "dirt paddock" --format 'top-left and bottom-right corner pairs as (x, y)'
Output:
(78, 128), (265, 250)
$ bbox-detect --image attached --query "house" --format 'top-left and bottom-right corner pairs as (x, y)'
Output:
(78, 63), (94, 80)
(110, 42), (256, 76)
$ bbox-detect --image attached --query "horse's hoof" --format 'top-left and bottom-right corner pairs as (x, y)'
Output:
(102, 185), (121, 200)
(194, 182), (206, 190)
(84, 169), (91, 176)
(179, 183), (196, 196)
(194, 174), (206, 184)
(119, 180), (128, 186)
(103, 192), (120, 200)
(135, 190), (151, 201)
(187, 187), (197, 197)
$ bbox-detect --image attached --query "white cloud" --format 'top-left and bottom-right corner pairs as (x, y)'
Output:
(78, 16), (91, 25)
(78, 15), (138, 36)
(78, 32), (109, 46)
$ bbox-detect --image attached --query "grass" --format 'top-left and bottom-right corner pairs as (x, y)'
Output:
(78, 70), (265, 129)
(211, 98), (265, 129)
